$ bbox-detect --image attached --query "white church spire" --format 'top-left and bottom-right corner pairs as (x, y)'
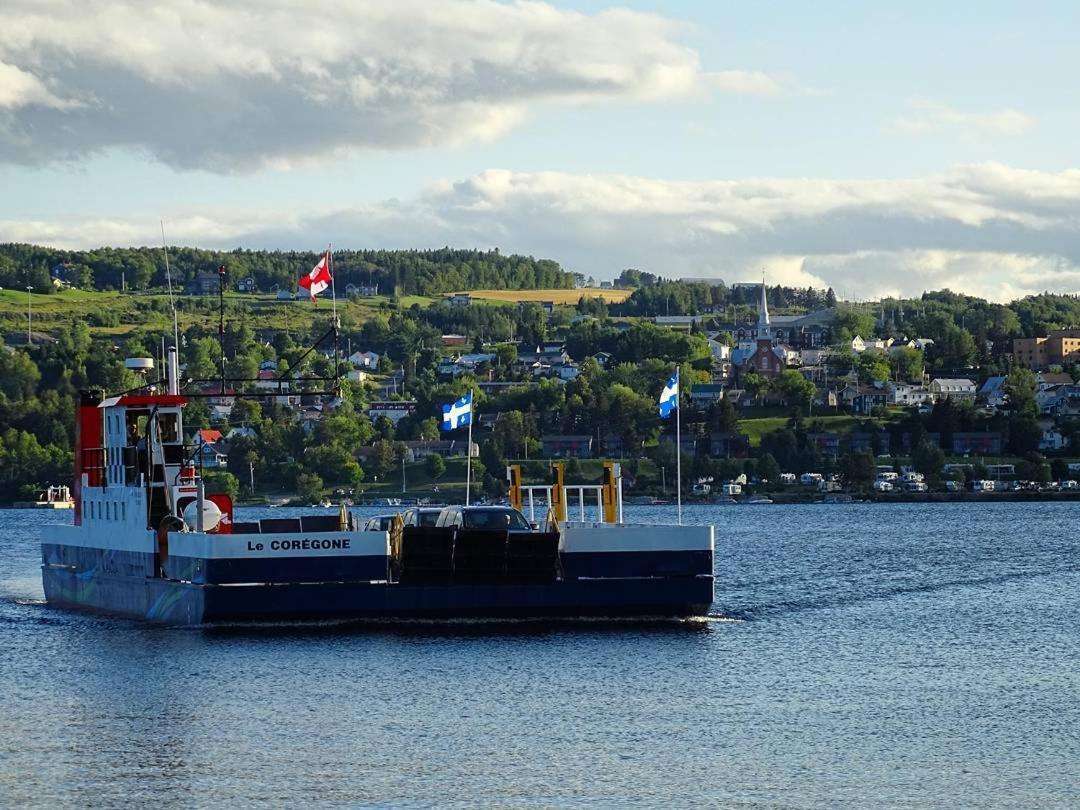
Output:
(758, 277), (771, 340)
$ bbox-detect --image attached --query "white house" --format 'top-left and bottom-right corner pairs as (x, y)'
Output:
(864, 337), (893, 352)
(887, 382), (933, 406)
(1041, 427), (1067, 451)
(349, 350), (380, 369)
(850, 335), (867, 352)
(929, 378), (977, 401)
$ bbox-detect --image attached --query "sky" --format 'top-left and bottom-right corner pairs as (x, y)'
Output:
(2, 0), (1080, 301)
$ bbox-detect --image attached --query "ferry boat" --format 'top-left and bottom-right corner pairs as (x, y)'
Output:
(40, 351), (714, 624)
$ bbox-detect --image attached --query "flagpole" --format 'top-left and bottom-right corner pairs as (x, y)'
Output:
(328, 244), (337, 321)
(676, 374), (682, 525)
(328, 243), (339, 387)
(465, 388), (473, 506)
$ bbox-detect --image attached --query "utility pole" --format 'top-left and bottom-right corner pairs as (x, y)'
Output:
(26, 286), (32, 345)
(248, 460), (255, 493)
(401, 455), (406, 494)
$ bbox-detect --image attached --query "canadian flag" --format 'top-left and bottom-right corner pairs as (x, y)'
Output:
(299, 251), (333, 300)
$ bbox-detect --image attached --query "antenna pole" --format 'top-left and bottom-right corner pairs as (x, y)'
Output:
(329, 244), (340, 392)
(218, 264), (226, 396)
(160, 221), (179, 355)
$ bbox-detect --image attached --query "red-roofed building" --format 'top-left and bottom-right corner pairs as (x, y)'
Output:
(197, 429), (224, 445)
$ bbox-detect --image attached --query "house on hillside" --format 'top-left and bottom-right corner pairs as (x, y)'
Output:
(592, 351), (614, 370)
(193, 429), (228, 468)
(367, 400), (417, 425)
(806, 432), (841, 458)
(654, 315), (703, 330)
(929, 378), (977, 401)
(978, 375), (1008, 410)
(348, 350), (380, 369)
(236, 276), (257, 293)
(888, 382), (933, 407)
(709, 432), (750, 458)
(689, 383), (726, 407)
(841, 384), (888, 415)
(542, 435), (594, 458)
(187, 274), (223, 295)
(446, 293), (472, 306)
(850, 432), (891, 455)
(400, 439), (478, 460)
(346, 283), (378, 297)
(952, 432), (1003, 455)
(1036, 371), (1073, 389)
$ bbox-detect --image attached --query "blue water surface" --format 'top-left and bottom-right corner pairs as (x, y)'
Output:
(1, 503), (1077, 808)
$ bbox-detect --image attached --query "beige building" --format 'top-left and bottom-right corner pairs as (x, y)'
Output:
(1013, 329), (1080, 368)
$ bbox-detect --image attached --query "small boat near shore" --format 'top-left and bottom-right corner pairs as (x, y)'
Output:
(12, 485), (74, 509)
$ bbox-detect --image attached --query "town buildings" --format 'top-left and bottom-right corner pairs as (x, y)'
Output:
(1013, 328), (1080, 368)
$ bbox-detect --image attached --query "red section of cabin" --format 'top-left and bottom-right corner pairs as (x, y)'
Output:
(73, 391), (104, 525)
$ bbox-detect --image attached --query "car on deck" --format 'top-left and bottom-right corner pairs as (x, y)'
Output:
(400, 507), (443, 528)
(435, 505), (535, 532)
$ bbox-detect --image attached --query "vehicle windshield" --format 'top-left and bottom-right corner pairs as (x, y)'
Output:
(417, 510), (441, 527)
(462, 508), (531, 531)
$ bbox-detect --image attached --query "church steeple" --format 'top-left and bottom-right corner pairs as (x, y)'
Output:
(757, 278), (771, 341)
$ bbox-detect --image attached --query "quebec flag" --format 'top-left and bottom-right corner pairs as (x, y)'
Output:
(658, 368), (679, 419)
(440, 391), (473, 431)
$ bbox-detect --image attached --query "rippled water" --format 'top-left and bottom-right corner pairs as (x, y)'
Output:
(2, 503), (1078, 808)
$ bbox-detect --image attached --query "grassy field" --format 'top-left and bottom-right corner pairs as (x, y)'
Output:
(464, 287), (632, 304)
(0, 288), (444, 341)
(738, 408), (909, 447)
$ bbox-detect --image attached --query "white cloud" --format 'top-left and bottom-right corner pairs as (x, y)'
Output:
(894, 98), (1033, 135)
(0, 62), (77, 110)
(708, 70), (786, 95)
(4, 162), (1080, 302)
(0, 0), (764, 171)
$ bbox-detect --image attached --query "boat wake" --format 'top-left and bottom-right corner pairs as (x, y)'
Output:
(190, 612), (737, 636)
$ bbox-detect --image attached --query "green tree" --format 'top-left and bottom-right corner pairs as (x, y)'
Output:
(757, 452), (781, 483)
(857, 352), (890, 384)
(296, 471), (324, 503)
(912, 439), (945, 482)
(1008, 417), (1042, 456)
(841, 451), (876, 490)
(743, 371), (771, 405)
(371, 439), (398, 478)
(771, 369), (816, 409)
(424, 453), (446, 479)
(0, 351), (41, 401)
(892, 347), (924, 383)
(1004, 368), (1038, 418)
(204, 470), (239, 500)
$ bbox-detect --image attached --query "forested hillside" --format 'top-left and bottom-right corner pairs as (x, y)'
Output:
(0, 245), (572, 297)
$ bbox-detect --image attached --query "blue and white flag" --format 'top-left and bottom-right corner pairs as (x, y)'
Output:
(440, 391), (473, 431)
(658, 368), (679, 419)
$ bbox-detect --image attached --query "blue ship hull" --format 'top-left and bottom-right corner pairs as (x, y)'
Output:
(42, 565), (714, 624)
(41, 536), (715, 625)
